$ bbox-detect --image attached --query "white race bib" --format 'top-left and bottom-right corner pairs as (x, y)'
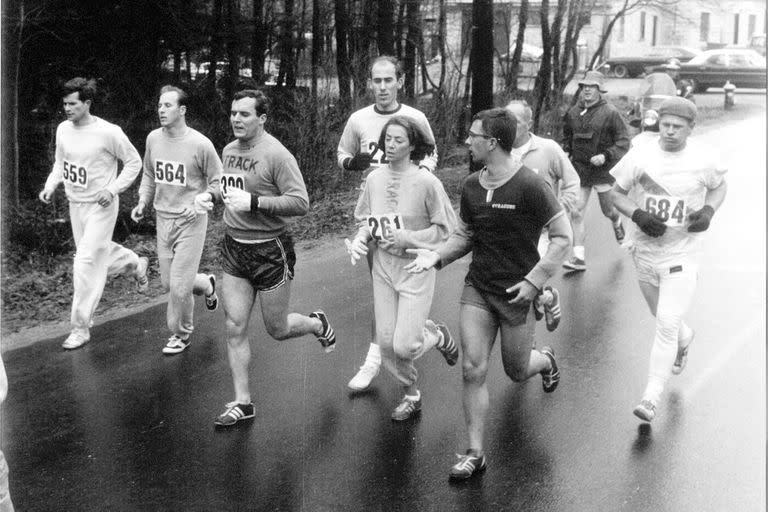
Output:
(644, 194), (686, 226)
(361, 138), (386, 168)
(63, 160), (88, 189)
(220, 173), (245, 195)
(154, 159), (187, 187)
(367, 213), (403, 242)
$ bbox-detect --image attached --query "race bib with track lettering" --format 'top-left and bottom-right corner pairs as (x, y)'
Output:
(367, 213), (403, 242)
(63, 160), (88, 188)
(644, 194), (686, 226)
(220, 173), (245, 195)
(154, 159), (187, 186)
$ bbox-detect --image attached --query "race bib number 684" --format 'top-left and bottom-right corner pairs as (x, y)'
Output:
(644, 194), (686, 226)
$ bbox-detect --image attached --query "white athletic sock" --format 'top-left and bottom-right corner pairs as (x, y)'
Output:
(642, 378), (664, 405)
(678, 322), (693, 345)
(365, 343), (381, 366)
(573, 246), (585, 260)
(613, 217), (622, 227)
(405, 390), (421, 401)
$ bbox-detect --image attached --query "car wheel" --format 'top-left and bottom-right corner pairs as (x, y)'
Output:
(613, 64), (629, 78)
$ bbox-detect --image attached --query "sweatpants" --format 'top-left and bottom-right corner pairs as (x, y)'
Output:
(69, 200), (139, 333)
(633, 251), (698, 401)
(371, 248), (438, 387)
(156, 213), (209, 337)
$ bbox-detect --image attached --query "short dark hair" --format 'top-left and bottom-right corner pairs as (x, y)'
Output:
(370, 55), (403, 79)
(232, 89), (270, 116)
(159, 85), (188, 107)
(63, 77), (98, 103)
(472, 108), (516, 153)
(377, 116), (435, 163)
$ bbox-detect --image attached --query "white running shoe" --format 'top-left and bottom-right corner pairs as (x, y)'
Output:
(62, 331), (90, 350)
(347, 361), (380, 391)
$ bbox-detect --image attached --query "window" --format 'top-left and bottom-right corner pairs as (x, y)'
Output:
(652, 15), (658, 46)
(700, 12), (710, 42)
(748, 14), (756, 38)
(734, 14), (740, 44)
(707, 54), (728, 66)
(640, 12), (646, 41)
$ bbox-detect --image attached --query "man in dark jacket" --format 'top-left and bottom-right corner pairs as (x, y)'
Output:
(562, 71), (630, 270)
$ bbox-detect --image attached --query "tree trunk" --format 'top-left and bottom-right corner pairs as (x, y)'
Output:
(252, 0), (266, 84)
(404, 0), (419, 98)
(173, 50), (181, 82)
(334, 0), (351, 107)
(437, 0), (447, 93)
(209, 0), (223, 91)
(311, 0), (320, 102)
(533, 0), (552, 132)
(225, 0), (239, 99)
(549, 0), (567, 107)
(507, 0), (528, 92)
(377, 0), (395, 55)
(470, 0), (493, 114)
(9, 1), (23, 207)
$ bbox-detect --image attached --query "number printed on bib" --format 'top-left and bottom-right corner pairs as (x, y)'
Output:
(361, 138), (387, 167)
(220, 173), (245, 195)
(63, 160), (88, 188)
(367, 213), (403, 242)
(154, 159), (187, 187)
(644, 194), (686, 226)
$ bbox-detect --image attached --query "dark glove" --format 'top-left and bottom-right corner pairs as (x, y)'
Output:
(686, 205), (714, 232)
(343, 147), (376, 171)
(631, 209), (667, 237)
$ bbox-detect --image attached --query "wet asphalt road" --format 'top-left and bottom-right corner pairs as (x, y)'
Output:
(2, 100), (765, 511)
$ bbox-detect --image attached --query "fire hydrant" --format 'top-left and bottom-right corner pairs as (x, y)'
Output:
(723, 80), (736, 109)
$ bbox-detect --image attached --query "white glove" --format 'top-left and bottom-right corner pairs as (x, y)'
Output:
(344, 237), (369, 265)
(194, 192), (214, 214)
(223, 187), (252, 212)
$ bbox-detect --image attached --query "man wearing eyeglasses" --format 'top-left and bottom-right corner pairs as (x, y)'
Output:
(406, 108), (572, 480)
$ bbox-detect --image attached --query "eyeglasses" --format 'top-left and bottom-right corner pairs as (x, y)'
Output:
(467, 130), (493, 140)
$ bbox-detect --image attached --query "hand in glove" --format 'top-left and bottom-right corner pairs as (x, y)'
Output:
(344, 144), (378, 171)
(631, 209), (667, 238)
(686, 205), (714, 232)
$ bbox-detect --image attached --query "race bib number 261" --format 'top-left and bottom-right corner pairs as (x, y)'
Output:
(644, 194), (686, 226)
(367, 213), (403, 241)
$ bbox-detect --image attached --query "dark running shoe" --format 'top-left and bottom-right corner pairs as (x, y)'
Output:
(540, 346), (560, 393)
(435, 323), (459, 366)
(543, 286), (561, 332)
(310, 310), (336, 352)
(214, 402), (255, 427)
(391, 395), (422, 421)
(205, 274), (218, 311)
(613, 220), (626, 244)
(533, 297), (544, 321)
(449, 450), (487, 480)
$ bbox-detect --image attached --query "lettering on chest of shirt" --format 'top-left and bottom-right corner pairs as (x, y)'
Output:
(154, 159), (187, 186)
(223, 155), (261, 174)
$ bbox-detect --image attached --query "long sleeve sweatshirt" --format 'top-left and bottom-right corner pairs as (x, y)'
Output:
(138, 127), (223, 216)
(44, 117), (142, 203)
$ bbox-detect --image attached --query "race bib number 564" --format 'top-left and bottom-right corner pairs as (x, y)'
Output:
(154, 159), (187, 186)
(367, 213), (403, 241)
(644, 194), (686, 226)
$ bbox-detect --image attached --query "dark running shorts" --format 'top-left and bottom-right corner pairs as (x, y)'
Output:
(221, 233), (296, 291)
(460, 282), (531, 327)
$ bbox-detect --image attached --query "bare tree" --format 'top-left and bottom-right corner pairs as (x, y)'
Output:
(377, 0), (395, 55)
(334, 0), (352, 107)
(506, 0), (529, 92)
(470, 0), (493, 114)
(403, 0), (420, 98)
(252, 0), (267, 83)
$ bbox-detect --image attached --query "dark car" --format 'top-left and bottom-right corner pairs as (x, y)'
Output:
(598, 46), (701, 78)
(655, 49), (767, 92)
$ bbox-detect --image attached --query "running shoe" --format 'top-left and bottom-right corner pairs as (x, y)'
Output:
(162, 334), (191, 355)
(613, 220), (626, 244)
(309, 310), (336, 352)
(62, 331), (90, 350)
(532, 297), (544, 321)
(562, 257), (586, 271)
(391, 395), (421, 421)
(435, 323), (459, 366)
(633, 399), (656, 422)
(205, 274), (218, 311)
(543, 286), (561, 332)
(347, 361), (380, 391)
(449, 450), (487, 480)
(214, 401), (255, 427)
(539, 346), (560, 393)
(672, 330), (694, 375)
(135, 256), (149, 293)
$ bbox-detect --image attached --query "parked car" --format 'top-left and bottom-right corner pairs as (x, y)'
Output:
(598, 46), (701, 78)
(653, 48), (767, 92)
(627, 73), (679, 130)
(749, 33), (766, 56)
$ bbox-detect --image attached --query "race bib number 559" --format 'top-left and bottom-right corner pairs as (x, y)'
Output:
(220, 173), (245, 195)
(63, 160), (88, 188)
(367, 213), (403, 241)
(644, 194), (686, 226)
(154, 159), (187, 186)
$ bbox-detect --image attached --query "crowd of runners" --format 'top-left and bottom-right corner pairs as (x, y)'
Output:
(20, 56), (726, 489)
